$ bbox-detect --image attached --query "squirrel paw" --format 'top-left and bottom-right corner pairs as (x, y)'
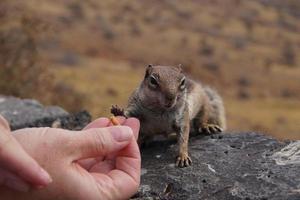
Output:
(176, 153), (192, 168)
(200, 124), (223, 134)
(111, 105), (125, 117)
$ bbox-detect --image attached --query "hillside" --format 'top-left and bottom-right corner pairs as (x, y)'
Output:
(1, 0), (300, 139)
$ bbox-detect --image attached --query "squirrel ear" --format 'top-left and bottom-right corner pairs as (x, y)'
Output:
(177, 64), (183, 72)
(145, 64), (153, 78)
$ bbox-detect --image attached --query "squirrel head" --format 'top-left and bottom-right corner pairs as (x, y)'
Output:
(140, 64), (186, 110)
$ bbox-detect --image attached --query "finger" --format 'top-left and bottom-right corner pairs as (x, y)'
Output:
(81, 118), (110, 168)
(114, 139), (140, 183)
(107, 139), (141, 199)
(209, 126), (215, 133)
(0, 167), (30, 192)
(70, 126), (134, 159)
(102, 117), (140, 161)
(0, 115), (10, 132)
(80, 117), (129, 169)
(83, 118), (110, 130)
(91, 139), (141, 200)
(83, 116), (127, 130)
(216, 126), (223, 132)
(0, 131), (52, 187)
(123, 118), (140, 140)
(94, 117), (140, 161)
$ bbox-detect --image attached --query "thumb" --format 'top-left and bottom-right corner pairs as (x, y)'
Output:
(70, 126), (134, 159)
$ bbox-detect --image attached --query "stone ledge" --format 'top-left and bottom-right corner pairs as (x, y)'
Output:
(0, 96), (91, 130)
(0, 96), (299, 200)
(134, 133), (300, 200)
(0, 96), (69, 130)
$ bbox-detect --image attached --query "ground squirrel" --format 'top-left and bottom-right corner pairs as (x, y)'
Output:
(111, 64), (226, 167)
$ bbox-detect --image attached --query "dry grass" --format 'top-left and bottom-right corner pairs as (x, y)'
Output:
(226, 98), (300, 140)
(1, 0), (300, 139)
(50, 58), (144, 117)
(51, 57), (300, 140)
(0, 1), (85, 112)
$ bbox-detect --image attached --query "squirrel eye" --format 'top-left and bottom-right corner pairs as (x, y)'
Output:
(180, 78), (186, 89)
(149, 76), (158, 87)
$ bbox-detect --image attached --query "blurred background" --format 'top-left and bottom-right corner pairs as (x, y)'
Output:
(0, 0), (299, 139)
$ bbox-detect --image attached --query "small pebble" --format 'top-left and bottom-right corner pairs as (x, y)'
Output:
(141, 168), (148, 176)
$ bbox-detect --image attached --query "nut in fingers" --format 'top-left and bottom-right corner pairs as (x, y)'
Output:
(110, 116), (120, 126)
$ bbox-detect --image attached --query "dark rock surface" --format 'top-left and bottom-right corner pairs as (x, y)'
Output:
(133, 133), (300, 200)
(1, 96), (299, 199)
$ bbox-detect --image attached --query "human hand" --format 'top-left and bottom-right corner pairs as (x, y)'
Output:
(0, 117), (140, 200)
(79, 116), (140, 172)
(0, 115), (52, 192)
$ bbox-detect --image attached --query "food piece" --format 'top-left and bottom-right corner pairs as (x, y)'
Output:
(110, 116), (120, 126)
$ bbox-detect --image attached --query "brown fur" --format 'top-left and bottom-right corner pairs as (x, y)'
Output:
(115, 64), (226, 167)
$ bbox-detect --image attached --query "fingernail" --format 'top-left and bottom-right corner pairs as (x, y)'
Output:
(109, 126), (133, 142)
(37, 168), (52, 185)
(5, 179), (30, 192)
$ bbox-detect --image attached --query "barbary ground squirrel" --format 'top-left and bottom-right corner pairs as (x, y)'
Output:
(111, 64), (226, 167)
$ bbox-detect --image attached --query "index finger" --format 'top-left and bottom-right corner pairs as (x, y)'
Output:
(122, 118), (140, 140)
(83, 117), (139, 140)
(83, 117), (126, 130)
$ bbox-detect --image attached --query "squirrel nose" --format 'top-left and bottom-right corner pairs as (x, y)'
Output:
(164, 95), (176, 108)
(165, 94), (175, 102)
(166, 97), (173, 102)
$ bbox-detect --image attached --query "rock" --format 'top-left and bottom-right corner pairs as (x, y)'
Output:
(0, 96), (91, 130)
(0, 96), (299, 199)
(51, 110), (92, 130)
(271, 141), (300, 166)
(133, 133), (300, 200)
